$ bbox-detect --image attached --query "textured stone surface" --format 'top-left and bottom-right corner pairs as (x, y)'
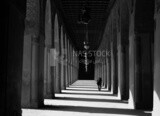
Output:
(25, 0), (40, 36)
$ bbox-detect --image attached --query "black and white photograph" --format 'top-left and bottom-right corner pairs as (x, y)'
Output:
(1, 0), (160, 116)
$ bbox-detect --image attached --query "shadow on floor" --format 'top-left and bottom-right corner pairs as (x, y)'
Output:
(68, 86), (106, 89)
(66, 88), (109, 92)
(53, 97), (128, 104)
(41, 105), (152, 116)
(61, 91), (116, 96)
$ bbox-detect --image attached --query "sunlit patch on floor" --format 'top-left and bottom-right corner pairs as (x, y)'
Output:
(22, 80), (152, 116)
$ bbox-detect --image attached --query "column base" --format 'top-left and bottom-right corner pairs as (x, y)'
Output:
(6, 109), (22, 116)
(135, 102), (153, 111)
(44, 94), (53, 99)
(30, 100), (44, 108)
(121, 94), (129, 101)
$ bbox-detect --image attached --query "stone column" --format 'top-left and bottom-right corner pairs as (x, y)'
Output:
(58, 57), (61, 93)
(111, 40), (118, 95)
(102, 61), (105, 86)
(134, 34), (153, 110)
(60, 30), (65, 90)
(114, 44), (118, 95)
(68, 41), (70, 85)
(69, 45), (72, 85)
(67, 40), (70, 86)
(43, 0), (53, 99)
(71, 46), (73, 84)
(153, 11), (160, 115)
(119, 43), (129, 100)
(22, 23), (45, 108)
(54, 52), (60, 93)
(37, 35), (45, 106)
(101, 62), (103, 86)
(30, 36), (44, 108)
(3, 2), (26, 115)
(106, 55), (111, 91)
(44, 46), (53, 98)
(104, 59), (107, 88)
(73, 49), (76, 82)
(44, 47), (47, 97)
(21, 34), (32, 107)
(101, 62), (103, 80)
(111, 41), (114, 93)
(64, 35), (68, 87)
(50, 48), (55, 98)
(54, 15), (60, 93)
(21, 0), (45, 108)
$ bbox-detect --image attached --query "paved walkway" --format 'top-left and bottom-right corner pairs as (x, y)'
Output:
(22, 80), (152, 116)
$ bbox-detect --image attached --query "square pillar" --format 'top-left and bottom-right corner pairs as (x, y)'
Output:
(106, 56), (111, 91)
(134, 34), (153, 110)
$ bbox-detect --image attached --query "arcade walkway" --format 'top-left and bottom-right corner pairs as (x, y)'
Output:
(22, 80), (151, 116)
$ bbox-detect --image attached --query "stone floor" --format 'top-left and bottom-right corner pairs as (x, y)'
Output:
(22, 80), (152, 116)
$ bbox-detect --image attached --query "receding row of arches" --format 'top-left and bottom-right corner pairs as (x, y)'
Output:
(21, 0), (79, 108)
(1, 0), (160, 116)
(1, 0), (79, 115)
(94, 0), (156, 111)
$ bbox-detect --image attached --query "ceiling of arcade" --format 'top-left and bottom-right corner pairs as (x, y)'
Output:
(54, 0), (113, 51)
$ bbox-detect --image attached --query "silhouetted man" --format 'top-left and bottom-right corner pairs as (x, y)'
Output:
(97, 77), (102, 91)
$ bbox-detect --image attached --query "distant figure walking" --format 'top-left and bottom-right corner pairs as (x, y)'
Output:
(97, 77), (102, 91)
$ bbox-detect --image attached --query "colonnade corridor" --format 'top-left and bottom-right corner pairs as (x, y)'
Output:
(2, 0), (160, 116)
(22, 80), (151, 116)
